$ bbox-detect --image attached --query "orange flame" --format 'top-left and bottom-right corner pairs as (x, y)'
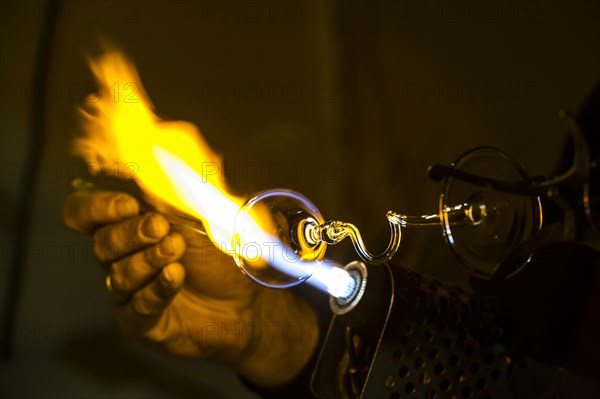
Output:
(75, 50), (243, 248)
(74, 49), (356, 299)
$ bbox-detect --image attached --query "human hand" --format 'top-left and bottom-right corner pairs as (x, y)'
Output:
(63, 190), (319, 387)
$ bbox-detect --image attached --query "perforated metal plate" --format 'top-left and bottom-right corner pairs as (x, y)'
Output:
(363, 268), (513, 399)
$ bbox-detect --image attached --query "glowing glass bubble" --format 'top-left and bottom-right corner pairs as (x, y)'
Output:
(232, 189), (328, 288)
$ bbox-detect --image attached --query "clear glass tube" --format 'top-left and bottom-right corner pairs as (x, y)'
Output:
(72, 144), (541, 289)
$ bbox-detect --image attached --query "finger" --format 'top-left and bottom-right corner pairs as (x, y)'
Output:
(108, 232), (186, 296)
(93, 212), (170, 262)
(119, 263), (185, 334)
(105, 274), (130, 305)
(64, 191), (139, 234)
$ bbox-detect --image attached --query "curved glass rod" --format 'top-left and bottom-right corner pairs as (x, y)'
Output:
(304, 214), (402, 264)
(297, 201), (488, 265)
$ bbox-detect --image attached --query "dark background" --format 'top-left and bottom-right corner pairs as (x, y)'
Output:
(1, 0), (599, 398)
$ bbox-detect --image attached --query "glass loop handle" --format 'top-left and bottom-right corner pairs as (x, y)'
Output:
(304, 213), (402, 264)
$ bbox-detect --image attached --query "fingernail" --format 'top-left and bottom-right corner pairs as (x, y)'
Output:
(115, 196), (138, 217)
(162, 266), (173, 283)
(142, 214), (168, 238)
(158, 236), (174, 257)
